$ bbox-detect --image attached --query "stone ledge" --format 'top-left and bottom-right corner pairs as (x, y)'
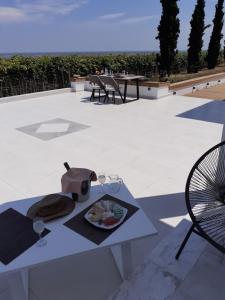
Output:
(115, 80), (169, 88)
(170, 72), (225, 91)
(142, 81), (169, 88)
(70, 77), (86, 82)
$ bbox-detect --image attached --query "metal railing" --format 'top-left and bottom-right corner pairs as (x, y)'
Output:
(0, 79), (70, 98)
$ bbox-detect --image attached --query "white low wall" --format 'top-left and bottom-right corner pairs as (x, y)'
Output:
(0, 88), (71, 104)
(83, 81), (169, 99)
(71, 81), (85, 92)
(173, 77), (225, 95)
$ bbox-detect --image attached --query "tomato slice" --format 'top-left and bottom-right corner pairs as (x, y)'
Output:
(103, 217), (118, 226)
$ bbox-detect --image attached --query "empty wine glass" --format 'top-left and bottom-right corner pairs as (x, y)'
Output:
(98, 172), (106, 194)
(33, 218), (47, 247)
(108, 174), (123, 194)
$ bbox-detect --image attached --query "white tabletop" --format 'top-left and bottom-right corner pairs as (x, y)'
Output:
(0, 184), (157, 276)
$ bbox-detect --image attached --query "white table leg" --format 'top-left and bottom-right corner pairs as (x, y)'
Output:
(110, 242), (133, 280)
(21, 269), (29, 299)
(8, 269), (29, 300)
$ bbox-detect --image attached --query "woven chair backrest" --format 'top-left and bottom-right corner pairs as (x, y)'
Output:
(89, 75), (105, 89)
(100, 76), (120, 93)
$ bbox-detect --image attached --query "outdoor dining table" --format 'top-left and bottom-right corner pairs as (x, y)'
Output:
(0, 184), (157, 300)
(114, 75), (145, 102)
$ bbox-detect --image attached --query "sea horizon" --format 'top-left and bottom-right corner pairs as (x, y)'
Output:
(0, 50), (159, 58)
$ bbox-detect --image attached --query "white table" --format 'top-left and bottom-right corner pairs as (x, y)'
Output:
(0, 184), (157, 300)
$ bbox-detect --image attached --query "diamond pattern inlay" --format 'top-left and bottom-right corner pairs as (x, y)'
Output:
(16, 118), (90, 141)
(36, 123), (70, 133)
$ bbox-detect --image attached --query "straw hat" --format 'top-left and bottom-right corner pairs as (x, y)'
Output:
(27, 194), (75, 222)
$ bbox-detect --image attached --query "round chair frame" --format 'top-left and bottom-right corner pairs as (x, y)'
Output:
(176, 141), (225, 259)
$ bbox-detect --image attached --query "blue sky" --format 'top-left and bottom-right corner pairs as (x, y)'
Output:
(0, 0), (223, 53)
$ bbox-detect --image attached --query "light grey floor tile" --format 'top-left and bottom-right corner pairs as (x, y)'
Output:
(30, 248), (121, 300)
(172, 245), (225, 300)
(0, 289), (11, 300)
(0, 91), (223, 299)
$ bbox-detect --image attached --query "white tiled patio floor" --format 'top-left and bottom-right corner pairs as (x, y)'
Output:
(0, 91), (224, 300)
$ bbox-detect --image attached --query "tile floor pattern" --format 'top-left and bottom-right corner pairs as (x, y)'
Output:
(109, 219), (225, 300)
(108, 219), (207, 300)
(0, 91), (224, 299)
(16, 117), (90, 141)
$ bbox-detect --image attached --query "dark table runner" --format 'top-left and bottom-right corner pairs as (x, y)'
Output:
(64, 194), (139, 245)
(0, 208), (50, 265)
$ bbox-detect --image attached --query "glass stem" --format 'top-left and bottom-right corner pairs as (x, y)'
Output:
(39, 233), (42, 241)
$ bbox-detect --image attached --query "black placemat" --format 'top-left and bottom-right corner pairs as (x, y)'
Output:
(64, 194), (139, 245)
(0, 208), (50, 265)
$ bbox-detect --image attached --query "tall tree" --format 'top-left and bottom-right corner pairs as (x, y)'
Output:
(187, 0), (210, 73)
(224, 40), (225, 61)
(156, 0), (180, 77)
(206, 0), (224, 69)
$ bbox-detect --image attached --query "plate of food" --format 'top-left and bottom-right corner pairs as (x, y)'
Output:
(84, 200), (128, 229)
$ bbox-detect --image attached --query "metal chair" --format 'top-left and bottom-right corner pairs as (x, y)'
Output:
(100, 76), (124, 104)
(88, 75), (106, 102)
(176, 141), (225, 259)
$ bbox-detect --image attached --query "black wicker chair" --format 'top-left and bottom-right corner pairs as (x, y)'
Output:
(176, 141), (225, 260)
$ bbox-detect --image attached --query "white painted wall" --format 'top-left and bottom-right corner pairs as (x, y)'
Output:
(71, 81), (85, 92)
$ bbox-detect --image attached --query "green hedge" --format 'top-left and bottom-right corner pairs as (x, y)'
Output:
(0, 52), (223, 97)
(0, 54), (160, 97)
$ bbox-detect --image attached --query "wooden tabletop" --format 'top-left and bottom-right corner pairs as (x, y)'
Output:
(114, 75), (145, 81)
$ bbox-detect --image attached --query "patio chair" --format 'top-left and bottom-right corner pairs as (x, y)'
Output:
(88, 75), (106, 102)
(100, 76), (124, 104)
(176, 141), (225, 260)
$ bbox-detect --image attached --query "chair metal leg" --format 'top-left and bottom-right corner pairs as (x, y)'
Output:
(90, 90), (94, 101)
(119, 91), (124, 103)
(123, 81), (128, 103)
(104, 91), (110, 103)
(113, 91), (115, 104)
(136, 79), (140, 99)
(175, 224), (195, 260)
(103, 92), (107, 103)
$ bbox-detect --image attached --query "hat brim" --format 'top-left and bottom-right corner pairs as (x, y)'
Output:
(27, 194), (75, 222)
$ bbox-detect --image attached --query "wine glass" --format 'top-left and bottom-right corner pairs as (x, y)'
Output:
(33, 218), (47, 247)
(108, 174), (123, 194)
(98, 172), (106, 194)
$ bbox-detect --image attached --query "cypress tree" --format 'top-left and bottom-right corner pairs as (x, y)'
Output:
(156, 0), (180, 77)
(224, 40), (225, 61)
(206, 0), (224, 69)
(187, 0), (210, 73)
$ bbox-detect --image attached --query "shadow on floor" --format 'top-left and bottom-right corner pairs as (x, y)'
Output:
(176, 101), (225, 124)
(130, 192), (188, 266)
(137, 192), (187, 237)
(80, 96), (139, 105)
(80, 96), (122, 105)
